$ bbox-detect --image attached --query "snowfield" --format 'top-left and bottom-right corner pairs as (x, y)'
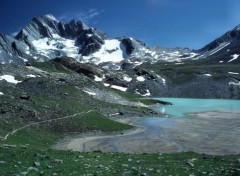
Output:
(32, 35), (79, 59)
(83, 39), (126, 64)
(0, 75), (22, 84)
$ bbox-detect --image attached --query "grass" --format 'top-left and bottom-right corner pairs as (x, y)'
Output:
(30, 61), (74, 74)
(110, 88), (170, 106)
(0, 146), (239, 176)
(44, 111), (132, 134)
(0, 112), (131, 148)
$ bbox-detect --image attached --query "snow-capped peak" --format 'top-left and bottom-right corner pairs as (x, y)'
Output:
(44, 14), (59, 22)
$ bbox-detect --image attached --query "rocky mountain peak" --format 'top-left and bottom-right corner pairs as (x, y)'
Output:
(16, 14), (61, 42)
(42, 14), (59, 22)
(63, 19), (89, 38)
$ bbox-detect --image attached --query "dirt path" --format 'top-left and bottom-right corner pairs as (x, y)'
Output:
(1, 110), (93, 141)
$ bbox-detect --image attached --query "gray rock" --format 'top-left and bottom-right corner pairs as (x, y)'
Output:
(33, 161), (41, 167)
(0, 161), (6, 164)
(186, 161), (194, 167)
(53, 159), (63, 164)
(20, 93), (30, 100)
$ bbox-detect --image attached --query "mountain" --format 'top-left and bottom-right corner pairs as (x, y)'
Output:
(0, 14), (199, 68)
(197, 25), (240, 64)
(0, 14), (240, 98)
(1, 14), (240, 68)
(0, 33), (32, 64)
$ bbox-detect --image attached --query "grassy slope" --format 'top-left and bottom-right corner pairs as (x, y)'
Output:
(138, 59), (240, 84)
(0, 61), (239, 175)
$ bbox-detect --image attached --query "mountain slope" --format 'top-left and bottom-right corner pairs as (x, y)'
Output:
(198, 24), (240, 63)
(0, 33), (31, 64)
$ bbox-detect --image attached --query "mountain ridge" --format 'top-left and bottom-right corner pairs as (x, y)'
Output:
(0, 14), (239, 68)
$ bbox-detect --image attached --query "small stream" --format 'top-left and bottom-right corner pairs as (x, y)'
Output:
(62, 98), (240, 155)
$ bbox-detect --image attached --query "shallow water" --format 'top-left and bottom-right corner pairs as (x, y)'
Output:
(63, 98), (240, 155)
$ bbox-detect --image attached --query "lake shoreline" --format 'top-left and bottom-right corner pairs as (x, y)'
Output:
(55, 108), (240, 155)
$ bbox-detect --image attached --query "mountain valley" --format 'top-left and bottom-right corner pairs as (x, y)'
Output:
(0, 14), (240, 175)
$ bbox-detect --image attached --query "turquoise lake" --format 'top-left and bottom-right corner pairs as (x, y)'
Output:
(154, 98), (240, 117)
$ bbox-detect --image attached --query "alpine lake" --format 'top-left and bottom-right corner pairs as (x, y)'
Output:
(61, 98), (240, 155)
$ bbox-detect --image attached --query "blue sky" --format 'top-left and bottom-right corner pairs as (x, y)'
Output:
(0, 0), (239, 49)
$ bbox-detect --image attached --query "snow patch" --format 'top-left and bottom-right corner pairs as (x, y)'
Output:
(157, 75), (166, 85)
(135, 89), (151, 97)
(27, 74), (37, 78)
(123, 76), (132, 82)
(229, 82), (240, 86)
(228, 54), (239, 62)
(142, 89), (151, 97)
(83, 90), (96, 96)
(94, 75), (103, 82)
(110, 85), (127, 92)
(219, 61), (224, 63)
(87, 34), (93, 37)
(19, 56), (28, 62)
(0, 75), (22, 84)
(132, 61), (143, 68)
(209, 42), (230, 56)
(174, 62), (184, 65)
(103, 83), (110, 87)
(136, 76), (145, 82)
(45, 14), (59, 21)
(228, 72), (239, 75)
(109, 113), (120, 117)
(161, 78), (166, 85)
(203, 74), (212, 77)
(0, 92), (3, 96)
